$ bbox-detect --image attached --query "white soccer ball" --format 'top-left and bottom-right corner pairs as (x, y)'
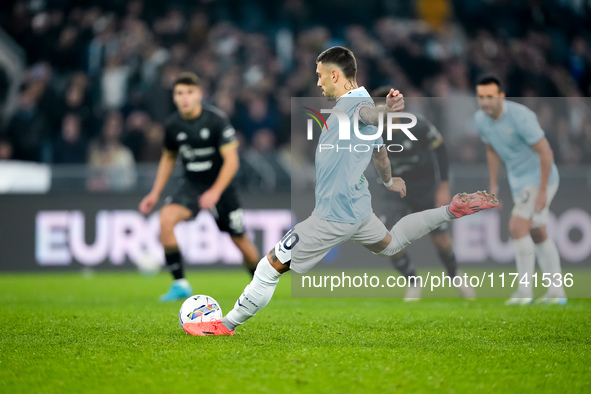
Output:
(134, 251), (161, 276)
(178, 295), (223, 327)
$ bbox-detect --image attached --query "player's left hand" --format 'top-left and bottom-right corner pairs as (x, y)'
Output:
(386, 89), (404, 112)
(387, 177), (406, 198)
(534, 189), (547, 213)
(435, 182), (451, 207)
(199, 189), (221, 210)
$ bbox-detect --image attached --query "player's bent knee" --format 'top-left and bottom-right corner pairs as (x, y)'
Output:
(375, 234), (404, 257)
(509, 216), (531, 239)
(159, 219), (177, 240)
(509, 226), (529, 239)
(530, 226), (547, 243)
(267, 250), (290, 274)
(268, 229), (298, 273)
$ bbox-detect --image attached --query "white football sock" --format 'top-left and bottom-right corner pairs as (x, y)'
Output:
(513, 236), (535, 298)
(222, 256), (281, 331)
(377, 206), (454, 256)
(173, 278), (190, 288)
(534, 238), (566, 297)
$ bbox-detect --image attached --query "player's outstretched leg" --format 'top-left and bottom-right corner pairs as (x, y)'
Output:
(183, 241), (289, 336)
(376, 191), (499, 258)
(448, 191), (499, 218)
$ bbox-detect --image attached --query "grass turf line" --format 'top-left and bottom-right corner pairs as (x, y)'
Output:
(0, 270), (590, 393)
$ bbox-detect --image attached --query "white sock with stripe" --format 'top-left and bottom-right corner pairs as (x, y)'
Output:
(222, 256), (281, 331)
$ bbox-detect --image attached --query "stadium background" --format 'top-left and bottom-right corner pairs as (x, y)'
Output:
(0, 0), (590, 271)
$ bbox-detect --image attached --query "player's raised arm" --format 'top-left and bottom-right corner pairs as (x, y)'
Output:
(372, 145), (406, 197)
(359, 89), (405, 126)
(139, 148), (177, 215)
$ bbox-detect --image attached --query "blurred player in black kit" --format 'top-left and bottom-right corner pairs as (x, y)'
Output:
(139, 72), (259, 301)
(371, 87), (474, 301)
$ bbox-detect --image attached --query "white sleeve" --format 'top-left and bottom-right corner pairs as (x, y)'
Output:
(355, 101), (375, 125)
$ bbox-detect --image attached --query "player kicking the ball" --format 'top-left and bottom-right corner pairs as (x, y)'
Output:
(139, 72), (259, 302)
(475, 75), (566, 306)
(183, 47), (498, 336)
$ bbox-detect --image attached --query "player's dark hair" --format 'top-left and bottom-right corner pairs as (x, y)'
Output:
(476, 74), (503, 92)
(174, 72), (201, 88)
(316, 46), (357, 79)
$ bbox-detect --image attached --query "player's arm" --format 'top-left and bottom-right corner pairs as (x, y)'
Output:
(359, 105), (386, 126)
(152, 149), (178, 195)
(485, 144), (501, 197)
(139, 149), (177, 214)
(199, 141), (239, 210)
(372, 146), (406, 198)
(515, 108), (553, 212)
(531, 137), (553, 212)
(359, 89), (405, 126)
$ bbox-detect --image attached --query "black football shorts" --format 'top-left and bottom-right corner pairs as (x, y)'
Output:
(165, 179), (246, 236)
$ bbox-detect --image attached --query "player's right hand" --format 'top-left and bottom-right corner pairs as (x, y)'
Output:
(387, 177), (406, 198)
(139, 192), (159, 215)
(386, 89), (405, 112)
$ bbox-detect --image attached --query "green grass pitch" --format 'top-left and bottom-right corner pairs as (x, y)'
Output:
(1, 270), (590, 393)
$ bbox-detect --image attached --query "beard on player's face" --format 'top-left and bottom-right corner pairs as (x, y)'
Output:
(478, 97), (502, 117)
(321, 81), (337, 98)
(484, 102), (502, 117)
(322, 87), (334, 98)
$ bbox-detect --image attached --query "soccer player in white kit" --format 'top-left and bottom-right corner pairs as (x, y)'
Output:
(475, 75), (566, 305)
(183, 47), (499, 336)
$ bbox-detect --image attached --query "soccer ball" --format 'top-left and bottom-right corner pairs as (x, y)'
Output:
(178, 295), (223, 327)
(134, 251), (161, 276)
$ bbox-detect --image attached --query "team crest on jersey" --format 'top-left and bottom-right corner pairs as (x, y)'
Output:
(177, 132), (188, 141)
(355, 174), (366, 190)
(504, 129), (513, 136)
(200, 128), (210, 139)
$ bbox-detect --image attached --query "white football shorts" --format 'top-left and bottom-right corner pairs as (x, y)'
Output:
(511, 183), (559, 229)
(283, 213), (387, 274)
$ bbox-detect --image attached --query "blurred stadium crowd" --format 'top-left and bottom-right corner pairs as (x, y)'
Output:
(0, 0), (590, 179)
